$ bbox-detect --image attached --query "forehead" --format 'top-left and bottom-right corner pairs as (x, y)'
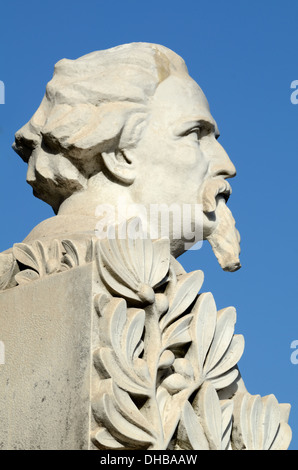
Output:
(150, 75), (217, 130)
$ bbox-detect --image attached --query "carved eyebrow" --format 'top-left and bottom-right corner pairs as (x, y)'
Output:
(174, 118), (220, 138)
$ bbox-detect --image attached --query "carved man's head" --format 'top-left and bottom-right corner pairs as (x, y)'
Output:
(13, 43), (240, 271)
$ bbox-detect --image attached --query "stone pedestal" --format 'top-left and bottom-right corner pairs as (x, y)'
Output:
(0, 264), (94, 450)
(0, 235), (292, 450)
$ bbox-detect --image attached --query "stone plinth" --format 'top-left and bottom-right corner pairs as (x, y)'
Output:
(0, 234), (292, 450)
(0, 264), (93, 450)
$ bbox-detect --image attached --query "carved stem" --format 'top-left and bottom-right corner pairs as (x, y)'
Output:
(142, 303), (165, 449)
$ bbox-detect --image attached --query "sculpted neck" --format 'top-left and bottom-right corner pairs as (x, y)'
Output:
(24, 180), (189, 259)
(58, 174), (134, 217)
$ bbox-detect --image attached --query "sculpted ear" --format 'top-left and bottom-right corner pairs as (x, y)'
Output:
(101, 149), (136, 184)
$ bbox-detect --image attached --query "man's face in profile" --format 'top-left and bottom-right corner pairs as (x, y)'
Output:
(129, 75), (241, 270)
(12, 42), (240, 271)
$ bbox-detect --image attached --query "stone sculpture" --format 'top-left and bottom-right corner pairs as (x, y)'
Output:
(0, 43), (292, 450)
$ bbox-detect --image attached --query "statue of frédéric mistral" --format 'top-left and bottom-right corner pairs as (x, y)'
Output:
(0, 43), (291, 451)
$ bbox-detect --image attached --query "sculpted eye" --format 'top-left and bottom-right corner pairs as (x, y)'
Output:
(177, 120), (215, 141)
(184, 125), (205, 141)
(189, 127), (203, 140)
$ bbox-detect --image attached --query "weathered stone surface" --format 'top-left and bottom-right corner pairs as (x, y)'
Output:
(0, 43), (292, 450)
(0, 264), (93, 450)
(0, 230), (292, 450)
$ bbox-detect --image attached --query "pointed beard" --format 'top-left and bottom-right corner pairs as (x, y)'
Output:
(206, 197), (241, 272)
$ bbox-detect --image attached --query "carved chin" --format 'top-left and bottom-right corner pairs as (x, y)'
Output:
(206, 198), (241, 272)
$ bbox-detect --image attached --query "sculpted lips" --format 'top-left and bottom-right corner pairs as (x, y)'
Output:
(201, 178), (232, 213)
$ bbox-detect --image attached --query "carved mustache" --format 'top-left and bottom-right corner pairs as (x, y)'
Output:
(201, 178), (232, 213)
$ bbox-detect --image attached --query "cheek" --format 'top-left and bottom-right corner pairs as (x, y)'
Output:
(199, 137), (218, 162)
(173, 140), (201, 167)
(134, 135), (209, 194)
(172, 141), (209, 186)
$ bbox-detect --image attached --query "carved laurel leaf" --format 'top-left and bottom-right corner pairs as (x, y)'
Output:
(95, 230), (170, 305)
(92, 380), (156, 449)
(194, 382), (223, 449)
(61, 239), (80, 268)
(187, 292), (217, 372)
(203, 306), (238, 372)
(13, 242), (44, 274)
(94, 298), (151, 396)
(92, 427), (126, 450)
(160, 270), (204, 330)
(186, 292), (244, 390)
(232, 393), (292, 450)
(124, 308), (146, 361)
(161, 314), (193, 350)
(61, 239), (95, 268)
(15, 269), (40, 285)
(270, 422), (293, 450)
(177, 382), (233, 450)
(221, 400), (234, 450)
(13, 239), (66, 281)
(94, 292), (111, 316)
(155, 387), (188, 447)
(0, 253), (18, 290)
(177, 400), (210, 450)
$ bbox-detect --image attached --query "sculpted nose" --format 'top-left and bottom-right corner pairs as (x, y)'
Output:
(209, 141), (236, 179)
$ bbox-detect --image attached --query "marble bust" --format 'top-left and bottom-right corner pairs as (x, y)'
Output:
(13, 42), (240, 271)
(0, 43), (291, 451)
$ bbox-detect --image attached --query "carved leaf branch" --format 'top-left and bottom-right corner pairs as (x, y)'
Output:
(0, 238), (94, 288)
(92, 225), (249, 450)
(159, 292), (244, 403)
(93, 296), (151, 396)
(13, 239), (67, 284)
(151, 289), (244, 448)
(92, 295), (165, 449)
(61, 239), (95, 268)
(92, 380), (157, 450)
(186, 292), (245, 390)
(160, 269), (204, 330)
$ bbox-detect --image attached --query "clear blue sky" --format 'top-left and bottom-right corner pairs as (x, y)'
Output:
(0, 0), (297, 449)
